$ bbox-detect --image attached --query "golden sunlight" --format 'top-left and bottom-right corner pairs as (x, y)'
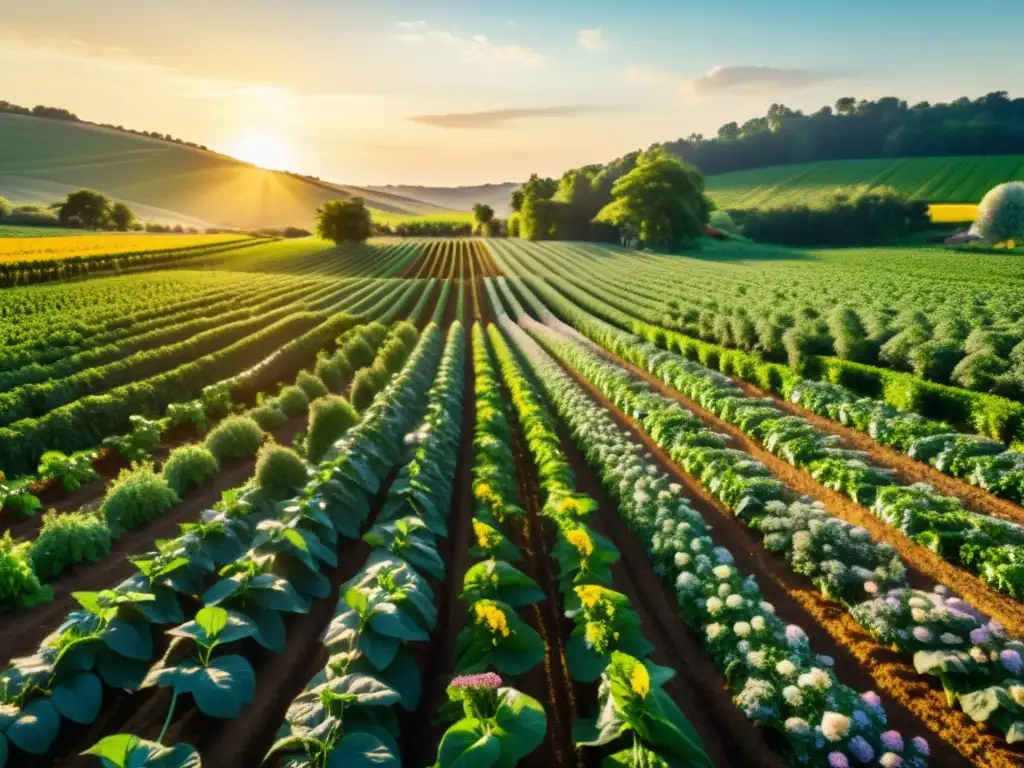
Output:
(229, 131), (294, 171)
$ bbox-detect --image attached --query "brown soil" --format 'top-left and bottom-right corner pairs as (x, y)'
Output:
(732, 378), (1024, 527)
(418, 281), (442, 330)
(400, 326), (475, 765)
(402, 241), (436, 279)
(473, 241), (502, 278)
(0, 416), (308, 663)
(549, 354), (979, 768)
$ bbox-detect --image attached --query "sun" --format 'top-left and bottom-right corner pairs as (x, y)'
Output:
(229, 131), (294, 171)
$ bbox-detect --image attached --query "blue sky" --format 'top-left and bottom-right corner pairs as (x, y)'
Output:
(3, 0), (1023, 184)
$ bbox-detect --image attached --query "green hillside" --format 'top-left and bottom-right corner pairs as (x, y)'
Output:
(705, 155), (1024, 210)
(0, 114), (450, 229)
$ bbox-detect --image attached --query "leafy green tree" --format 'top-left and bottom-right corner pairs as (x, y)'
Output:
(315, 198), (372, 244)
(0, 196), (10, 221)
(58, 189), (111, 229)
(109, 202), (136, 232)
(473, 202), (496, 236)
(594, 149), (710, 250)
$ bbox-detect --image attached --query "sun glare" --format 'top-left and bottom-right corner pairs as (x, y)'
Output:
(229, 132), (294, 171)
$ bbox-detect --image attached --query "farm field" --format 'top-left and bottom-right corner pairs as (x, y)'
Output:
(0, 113), (464, 230)
(0, 233), (251, 262)
(705, 155), (1024, 210)
(7, 237), (1024, 768)
(928, 203), (980, 224)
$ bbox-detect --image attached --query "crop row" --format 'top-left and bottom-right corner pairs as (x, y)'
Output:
(489, 282), (935, 766)
(0, 319), (445, 767)
(499, 277), (1024, 750)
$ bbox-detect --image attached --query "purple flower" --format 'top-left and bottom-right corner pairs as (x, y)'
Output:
(450, 672), (502, 689)
(912, 626), (933, 644)
(827, 753), (850, 768)
(911, 736), (930, 756)
(880, 731), (904, 752)
(848, 735), (874, 763)
(969, 627), (991, 645)
(1000, 649), (1023, 675)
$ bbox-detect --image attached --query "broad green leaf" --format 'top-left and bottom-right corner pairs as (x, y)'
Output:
(6, 699), (61, 755)
(493, 688), (546, 762)
(190, 655), (255, 718)
(52, 672), (103, 724)
(326, 674), (401, 707)
(82, 733), (140, 766)
(960, 686), (1003, 723)
(103, 619), (154, 661)
(368, 603), (429, 642)
(249, 606), (287, 653)
(436, 720), (501, 768)
(327, 731), (399, 767)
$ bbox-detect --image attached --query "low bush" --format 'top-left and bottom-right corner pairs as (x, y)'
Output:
(102, 463), (180, 533)
(391, 321), (418, 349)
(306, 396), (360, 463)
(277, 385), (310, 417)
(30, 510), (112, 579)
(315, 355), (350, 392)
(350, 364), (390, 411)
(295, 370), (329, 400)
(255, 443), (309, 501)
(204, 415), (264, 462)
(341, 337), (376, 370)
(379, 337), (411, 375)
(0, 531), (53, 611)
(162, 444), (220, 495)
(249, 402), (289, 431)
(37, 449), (99, 492)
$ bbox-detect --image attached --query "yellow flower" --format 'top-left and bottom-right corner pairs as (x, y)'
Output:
(473, 519), (498, 550)
(576, 585), (603, 609)
(629, 664), (650, 698)
(474, 602), (510, 637)
(584, 621), (609, 653)
(558, 497), (591, 518)
(566, 528), (594, 558)
(1008, 239), (1017, 249)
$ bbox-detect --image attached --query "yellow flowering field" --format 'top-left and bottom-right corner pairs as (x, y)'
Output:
(928, 203), (978, 224)
(0, 233), (250, 263)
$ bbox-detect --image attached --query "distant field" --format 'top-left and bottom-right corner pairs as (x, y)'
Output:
(372, 210), (477, 226)
(0, 225), (87, 238)
(0, 114), (455, 230)
(706, 156), (1024, 210)
(0, 232), (249, 262)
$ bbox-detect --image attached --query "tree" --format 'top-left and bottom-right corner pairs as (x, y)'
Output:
(0, 196), (10, 221)
(594, 149), (710, 250)
(472, 203), (495, 235)
(973, 182), (1024, 244)
(58, 189), (111, 229)
(109, 202), (136, 232)
(315, 198), (372, 244)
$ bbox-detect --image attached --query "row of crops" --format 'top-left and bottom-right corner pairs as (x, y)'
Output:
(7, 237), (1024, 767)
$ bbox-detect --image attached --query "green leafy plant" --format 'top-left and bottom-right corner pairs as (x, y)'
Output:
(432, 672), (547, 768)
(363, 517), (445, 580)
(161, 445), (220, 496)
(454, 599), (544, 676)
(102, 464), (180, 534)
(30, 510), (113, 580)
(144, 606), (257, 719)
(277, 385), (311, 418)
(103, 415), (163, 461)
(204, 415), (264, 462)
(37, 450), (99, 492)
(306, 396), (359, 464)
(0, 531), (53, 611)
(575, 652), (712, 768)
(0, 482), (43, 519)
(254, 443), (309, 501)
(460, 560), (544, 608)
(296, 370), (329, 401)
(350, 365), (389, 411)
(248, 402), (289, 431)
(550, 522), (619, 594)
(83, 733), (200, 768)
(565, 586), (653, 683)
(166, 400), (209, 434)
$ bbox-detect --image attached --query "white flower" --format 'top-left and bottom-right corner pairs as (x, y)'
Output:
(821, 712), (851, 742)
(674, 552), (691, 568)
(782, 685), (804, 707)
(726, 594), (744, 609)
(910, 608), (927, 623)
(707, 623), (724, 640)
(879, 753), (903, 768)
(751, 615), (766, 631)
(718, 583), (733, 598)
(713, 565), (733, 579)
(797, 668), (831, 691)
(706, 597), (723, 615)
(676, 572), (698, 590)
(747, 650), (766, 668)
(940, 633), (962, 645)
(785, 717), (810, 734)
(776, 660), (796, 676)
(761, 601), (776, 614)
(734, 621), (752, 637)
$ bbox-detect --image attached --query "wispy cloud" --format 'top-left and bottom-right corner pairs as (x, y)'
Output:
(686, 65), (834, 94)
(622, 66), (674, 84)
(395, 20), (427, 29)
(578, 28), (606, 51)
(409, 105), (608, 130)
(394, 24), (545, 67)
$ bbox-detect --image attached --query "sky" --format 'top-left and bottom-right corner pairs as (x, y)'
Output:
(4, 0), (1024, 186)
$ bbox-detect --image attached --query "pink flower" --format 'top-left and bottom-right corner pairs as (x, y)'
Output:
(864, 581), (878, 595)
(969, 627), (991, 645)
(912, 626), (933, 643)
(861, 691), (882, 709)
(911, 736), (930, 756)
(827, 753), (850, 768)
(450, 672), (502, 689)
(880, 731), (903, 752)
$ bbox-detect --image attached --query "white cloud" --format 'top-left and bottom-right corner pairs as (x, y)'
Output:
(395, 25), (545, 68)
(578, 28), (606, 51)
(622, 66), (674, 84)
(395, 20), (427, 29)
(683, 65), (834, 96)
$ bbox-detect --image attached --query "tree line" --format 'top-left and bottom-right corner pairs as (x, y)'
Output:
(661, 91), (1024, 176)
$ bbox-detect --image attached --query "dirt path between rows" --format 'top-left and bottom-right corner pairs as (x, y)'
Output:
(731, 377), (1024, 527)
(547, 351), (992, 768)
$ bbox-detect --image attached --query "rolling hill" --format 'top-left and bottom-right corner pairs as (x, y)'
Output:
(367, 183), (520, 217)
(0, 113), (453, 230)
(704, 155), (1024, 210)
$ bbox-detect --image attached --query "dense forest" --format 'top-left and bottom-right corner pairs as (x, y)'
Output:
(662, 91), (1024, 176)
